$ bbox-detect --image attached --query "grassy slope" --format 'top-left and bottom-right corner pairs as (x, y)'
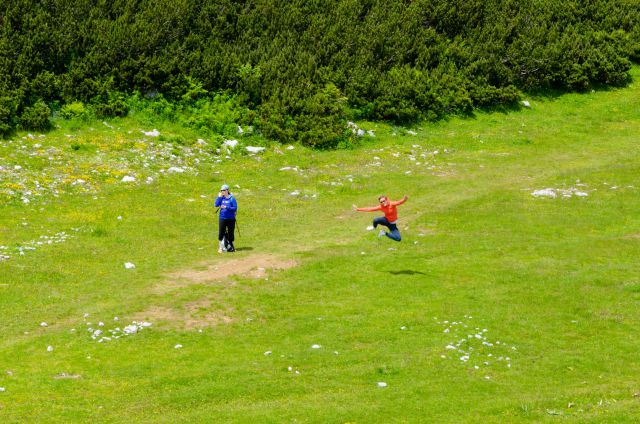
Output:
(1, 70), (639, 423)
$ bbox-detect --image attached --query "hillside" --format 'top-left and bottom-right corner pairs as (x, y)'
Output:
(0, 67), (639, 422)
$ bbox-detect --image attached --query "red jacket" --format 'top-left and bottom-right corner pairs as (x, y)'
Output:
(357, 197), (406, 222)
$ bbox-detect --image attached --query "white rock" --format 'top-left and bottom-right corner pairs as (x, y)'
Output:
(286, 145), (295, 150)
(264, 351), (272, 356)
(246, 146), (265, 153)
(40, 322), (48, 327)
(123, 325), (138, 334)
(142, 129), (160, 137)
(531, 189), (556, 198)
(167, 167), (185, 173)
(121, 176), (136, 183)
(47, 346), (54, 352)
(174, 344), (183, 349)
(124, 262), (136, 269)
(377, 382), (388, 388)
(311, 344), (321, 349)
(223, 139), (238, 149)
(0, 387), (5, 392)
(522, 100), (531, 107)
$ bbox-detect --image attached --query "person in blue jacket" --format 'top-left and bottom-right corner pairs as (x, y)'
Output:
(214, 184), (238, 253)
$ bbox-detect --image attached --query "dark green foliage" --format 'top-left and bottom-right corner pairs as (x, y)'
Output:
(0, 0), (639, 144)
(95, 99), (129, 118)
(19, 101), (51, 131)
(0, 96), (18, 137)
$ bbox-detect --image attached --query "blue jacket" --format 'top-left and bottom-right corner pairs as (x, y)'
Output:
(215, 195), (237, 219)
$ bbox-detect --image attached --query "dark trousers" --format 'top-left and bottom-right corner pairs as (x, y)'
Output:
(219, 218), (236, 243)
(373, 216), (402, 242)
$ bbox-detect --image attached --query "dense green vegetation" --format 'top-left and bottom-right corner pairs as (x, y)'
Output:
(2, 0), (640, 146)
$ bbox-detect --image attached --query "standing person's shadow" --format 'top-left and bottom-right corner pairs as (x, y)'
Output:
(234, 246), (254, 252)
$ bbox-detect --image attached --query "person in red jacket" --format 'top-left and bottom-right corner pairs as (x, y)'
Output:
(353, 195), (408, 241)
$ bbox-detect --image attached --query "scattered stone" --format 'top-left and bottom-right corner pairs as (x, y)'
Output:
(124, 262), (136, 269)
(142, 129), (160, 137)
(531, 187), (589, 198)
(223, 139), (238, 149)
(53, 373), (81, 379)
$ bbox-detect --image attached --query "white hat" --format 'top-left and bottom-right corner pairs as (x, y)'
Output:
(220, 184), (230, 190)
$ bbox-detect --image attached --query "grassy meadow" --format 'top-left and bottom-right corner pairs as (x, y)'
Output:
(1, 70), (640, 423)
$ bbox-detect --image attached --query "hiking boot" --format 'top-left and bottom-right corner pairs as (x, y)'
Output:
(378, 230), (386, 238)
(218, 240), (226, 253)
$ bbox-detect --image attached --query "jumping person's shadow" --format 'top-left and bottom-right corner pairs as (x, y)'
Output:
(387, 269), (426, 275)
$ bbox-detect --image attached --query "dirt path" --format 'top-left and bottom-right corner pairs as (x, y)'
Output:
(133, 253), (298, 329)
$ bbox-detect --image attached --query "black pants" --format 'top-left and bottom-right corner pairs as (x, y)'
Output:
(219, 218), (236, 244)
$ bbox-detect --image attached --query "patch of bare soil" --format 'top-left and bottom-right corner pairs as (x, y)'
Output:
(135, 253), (297, 329)
(156, 253), (297, 292)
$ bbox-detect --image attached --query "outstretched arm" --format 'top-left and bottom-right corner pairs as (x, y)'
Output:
(354, 204), (382, 212)
(391, 195), (408, 206)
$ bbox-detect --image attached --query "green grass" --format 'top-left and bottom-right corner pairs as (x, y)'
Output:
(1, 70), (640, 422)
